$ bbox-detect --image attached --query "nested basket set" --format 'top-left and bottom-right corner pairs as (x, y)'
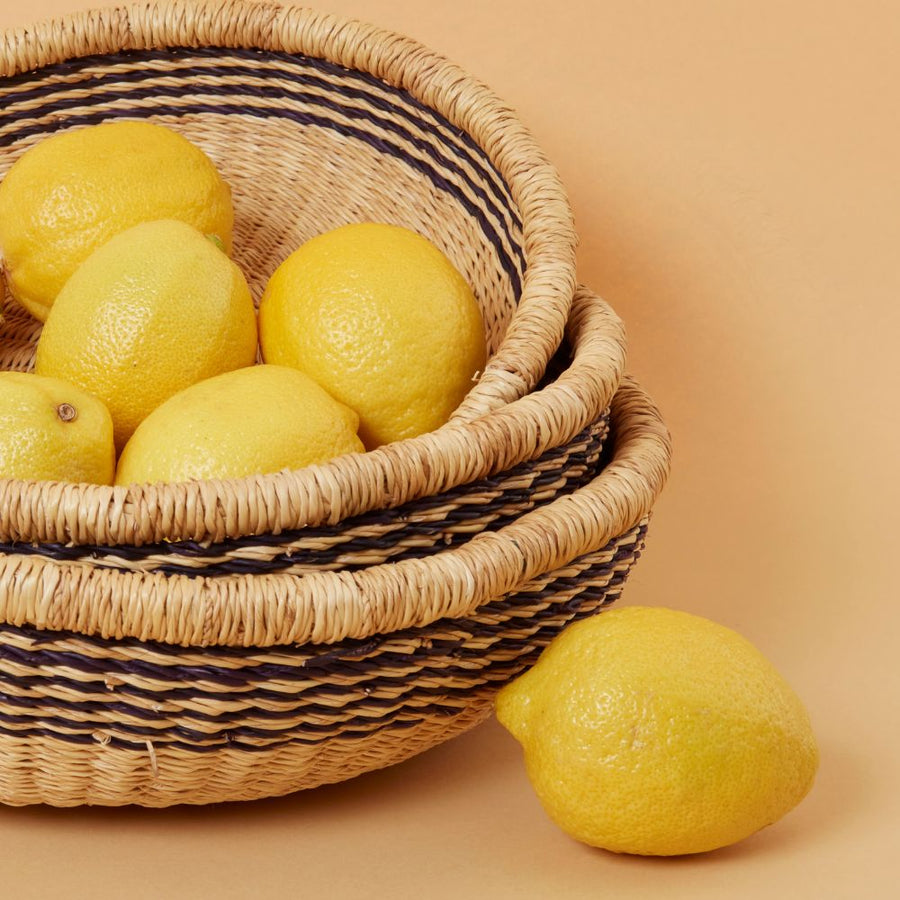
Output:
(0, 0), (671, 806)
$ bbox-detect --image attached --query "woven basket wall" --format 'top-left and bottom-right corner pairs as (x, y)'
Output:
(0, 1), (673, 806)
(0, 0), (586, 548)
(0, 375), (669, 807)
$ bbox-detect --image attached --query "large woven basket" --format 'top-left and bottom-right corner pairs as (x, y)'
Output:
(0, 1), (672, 807)
(0, 374), (669, 807)
(0, 287), (669, 808)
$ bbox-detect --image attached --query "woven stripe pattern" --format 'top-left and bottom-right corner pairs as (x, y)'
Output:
(0, 2), (673, 806)
(0, 522), (645, 806)
(0, 45), (524, 356)
(0, 0), (609, 547)
(0, 415), (609, 577)
(0, 370), (672, 807)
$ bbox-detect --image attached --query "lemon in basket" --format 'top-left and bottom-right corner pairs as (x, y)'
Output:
(0, 372), (115, 484)
(496, 606), (819, 856)
(115, 364), (364, 485)
(35, 219), (257, 451)
(259, 222), (486, 449)
(0, 120), (233, 321)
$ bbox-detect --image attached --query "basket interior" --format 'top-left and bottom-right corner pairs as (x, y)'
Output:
(0, 46), (527, 370)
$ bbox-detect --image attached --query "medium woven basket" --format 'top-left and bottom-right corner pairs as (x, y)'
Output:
(0, 1), (673, 807)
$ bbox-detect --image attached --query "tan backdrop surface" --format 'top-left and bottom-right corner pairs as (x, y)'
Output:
(0, 1), (896, 897)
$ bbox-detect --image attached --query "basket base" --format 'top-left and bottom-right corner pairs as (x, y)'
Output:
(0, 702), (494, 808)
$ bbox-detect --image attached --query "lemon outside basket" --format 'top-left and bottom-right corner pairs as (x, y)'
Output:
(0, 1), (672, 806)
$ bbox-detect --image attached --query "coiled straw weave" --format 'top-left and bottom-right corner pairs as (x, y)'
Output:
(0, 376), (669, 806)
(0, 1), (672, 805)
(0, 0), (583, 546)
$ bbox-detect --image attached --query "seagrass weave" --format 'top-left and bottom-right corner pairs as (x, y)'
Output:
(0, 1), (673, 807)
(0, 0), (585, 546)
(0, 282), (624, 563)
(0, 378), (669, 806)
(0, 285), (627, 648)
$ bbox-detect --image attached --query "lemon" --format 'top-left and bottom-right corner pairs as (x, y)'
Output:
(258, 223), (486, 449)
(0, 120), (233, 321)
(34, 219), (257, 451)
(496, 606), (819, 856)
(0, 372), (115, 484)
(116, 364), (365, 485)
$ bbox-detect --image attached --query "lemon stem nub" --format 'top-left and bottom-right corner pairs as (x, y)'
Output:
(56, 403), (78, 422)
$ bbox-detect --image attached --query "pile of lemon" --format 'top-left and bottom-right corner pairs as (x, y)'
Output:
(0, 121), (486, 486)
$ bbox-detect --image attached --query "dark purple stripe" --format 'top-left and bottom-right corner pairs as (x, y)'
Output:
(0, 713), (431, 753)
(0, 48), (526, 293)
(0, 79), (525, 278)
(0, 100), (523, 299)
(0, 544), (639, 688)
(0, 580), (630, 745)
(0, 576), (631, 701)
(0, 698), (476, 744)
(0, 49), (524, 239)
(0, 667), (512, 724)
(0, 418), (606, 575)
(0, 578), (631, 752)
(0, 45), (519, 229)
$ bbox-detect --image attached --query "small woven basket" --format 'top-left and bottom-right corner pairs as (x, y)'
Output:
(0, 1), (673, 806)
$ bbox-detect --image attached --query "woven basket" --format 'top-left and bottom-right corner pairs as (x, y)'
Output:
(0, 1), (673, 807)
(1, 289), (621, 583)
(0, 375), (670, 807)
(0, 0), (583, 548)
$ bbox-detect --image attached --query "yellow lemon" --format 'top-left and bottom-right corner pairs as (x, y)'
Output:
(496, 606), (819, 856)
(116, 364), (365, 485)
(35, 219), (257, 451)
(0, 120), (233, 321)
(258, 223), (486, 449)
(0, 372), (115, 484)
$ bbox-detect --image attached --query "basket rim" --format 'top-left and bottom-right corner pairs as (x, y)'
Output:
(0, 283), (626, 544)
(0, 0), (578, 482)
(0, 375), (671, 648)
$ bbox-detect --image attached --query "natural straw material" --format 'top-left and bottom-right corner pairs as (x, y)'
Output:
(0, 286), (630, 647)
(0, 375), (670, 648)
(0, 416), (610, 576)
(1, 282), (621, 574)
(0, 379), (668, 807)
(0, 0), (581, 546)
(0, 1), (673, 806)
(0, 284), (624, 547)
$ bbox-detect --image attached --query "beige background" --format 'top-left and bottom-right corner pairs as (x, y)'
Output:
(1, 0), (897, 897)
